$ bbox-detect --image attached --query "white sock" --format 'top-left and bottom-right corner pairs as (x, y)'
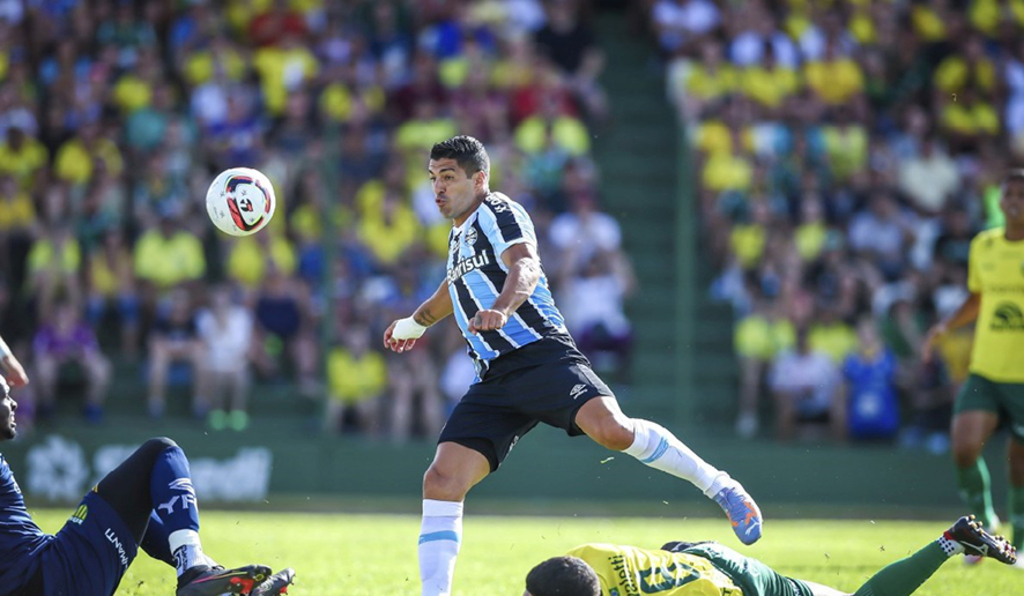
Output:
(418, 499), (463, 596)
(939, 533), (966, 557)
(623, 419), (728, 497)
(169, 529), (204, 577)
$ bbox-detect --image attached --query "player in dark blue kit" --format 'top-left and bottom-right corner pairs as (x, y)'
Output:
(0, 374), (295, 596)
(383, 136), (764, 596)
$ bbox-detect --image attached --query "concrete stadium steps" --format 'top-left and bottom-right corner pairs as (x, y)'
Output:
(690, 260), (740, 424)
(592, 14), (679, 410)
(35, 354), (315, 431)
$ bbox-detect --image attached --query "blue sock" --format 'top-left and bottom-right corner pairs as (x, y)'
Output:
(140, 511), (174, 566)
(150, 445), (200, 534)
(150, 445), (205, 575)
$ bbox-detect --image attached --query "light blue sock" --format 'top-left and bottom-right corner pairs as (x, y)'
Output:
(418, 499), (463, 596)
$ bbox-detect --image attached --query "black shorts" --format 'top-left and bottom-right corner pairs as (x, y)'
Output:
(438, 334), (613, 471)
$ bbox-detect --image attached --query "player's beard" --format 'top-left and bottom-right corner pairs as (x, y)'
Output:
(1, 415), (15, 440)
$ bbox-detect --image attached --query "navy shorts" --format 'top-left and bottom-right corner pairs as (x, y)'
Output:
(439, 334), (613, 471)
(37, 491), (138, 596)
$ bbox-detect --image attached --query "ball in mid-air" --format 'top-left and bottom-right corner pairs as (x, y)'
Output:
(206, 167), (276, 236)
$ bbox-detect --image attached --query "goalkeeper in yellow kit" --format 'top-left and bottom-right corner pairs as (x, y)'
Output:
(524, 516), (1016, 596)
(923, 169), (1024, 552)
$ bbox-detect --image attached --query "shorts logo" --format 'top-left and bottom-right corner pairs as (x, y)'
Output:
(105, 528), (130, 568)
(69, 504), (88, 525)
(569, 384), (587, 400)
(991, 303), (1024, 331)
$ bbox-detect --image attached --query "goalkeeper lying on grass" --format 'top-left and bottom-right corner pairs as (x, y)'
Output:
(525, 515), (1016, 596)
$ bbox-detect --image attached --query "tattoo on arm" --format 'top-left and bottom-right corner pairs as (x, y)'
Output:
(414, 310), (438, 327)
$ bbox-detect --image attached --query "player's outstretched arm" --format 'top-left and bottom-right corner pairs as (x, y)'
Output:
(384, 279), (454, 352)
(0, 335), (28, 388)
(922, 293), (980, 363)
(469, 243), (541, 334)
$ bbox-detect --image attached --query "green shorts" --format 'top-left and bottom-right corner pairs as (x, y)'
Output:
(954, 373), (1024, 441)
(678, 543), (814, 596)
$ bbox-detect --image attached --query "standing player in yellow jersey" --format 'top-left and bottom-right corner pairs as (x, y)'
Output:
(524, 516), (1016, 596)
(924, 170), (1024, 554)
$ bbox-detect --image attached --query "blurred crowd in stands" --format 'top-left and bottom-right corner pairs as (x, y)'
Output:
(655, 0), (1014, 448)
(0, 0), (636, 438)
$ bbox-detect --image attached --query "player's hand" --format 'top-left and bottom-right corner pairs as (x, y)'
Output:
(468, 309), (507, 335)
(921, 323), (947, 364)
(1, 356), (28, 388)
(384, 318), (426, 353)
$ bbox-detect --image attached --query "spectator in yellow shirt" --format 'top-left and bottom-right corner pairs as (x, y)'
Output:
(226, 231), (297, 291)
(804, 39), (864, 105)
(822, 106), (868, 183)
(934, 36), (996, 95)
(252, 31), (319, 115)
(740, 44), (801, 114)
(970, 0), (1024, 37)
(85, 228), (140, 358)
(0, 128), (47, 191)
(939, 88), (1000, 145)
(734, 291), (796, 438)
(0, 175), (37, 242)
(808, 304), (859, 364)
(133, 213), (206, 297)
(26, 223), (82, 317)
(702, 124), (754, 193)
(514, 96), (592, 157)
(357, 191), (421, 269)
(682, 41), (737, 118)
(54, 123), (124, 187)
(325, 326), (387, 434)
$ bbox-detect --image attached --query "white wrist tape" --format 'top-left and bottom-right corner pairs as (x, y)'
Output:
(392, 317), (427, 340)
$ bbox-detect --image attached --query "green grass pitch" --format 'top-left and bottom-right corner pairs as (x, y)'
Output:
(27, 510), (1023, 595)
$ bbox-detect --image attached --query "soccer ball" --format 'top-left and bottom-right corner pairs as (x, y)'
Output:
(205, 167), (276, 237)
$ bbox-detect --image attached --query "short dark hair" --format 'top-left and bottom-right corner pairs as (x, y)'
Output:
(525, 556), (600, 596)
(1004, 169), (1024, 187)
(430, 135), (490, 176)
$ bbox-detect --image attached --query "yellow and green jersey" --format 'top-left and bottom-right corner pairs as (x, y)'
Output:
(967, 228), (1024, 382)
(566, 544), (743, 596)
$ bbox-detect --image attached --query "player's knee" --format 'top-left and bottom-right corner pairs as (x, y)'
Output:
(422, 465), (469, 501)
(952, 442), (982, 469)
(590, 418), (635, 451)
(141, 437), (177, 455)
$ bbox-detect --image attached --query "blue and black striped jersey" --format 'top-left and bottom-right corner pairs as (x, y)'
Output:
(445, 192), (566, 379)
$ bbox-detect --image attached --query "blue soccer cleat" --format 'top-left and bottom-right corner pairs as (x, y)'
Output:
(712, 483), (763, 545)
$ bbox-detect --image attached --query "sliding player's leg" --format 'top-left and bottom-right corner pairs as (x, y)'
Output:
(846, 517), (1015, 596)
(575, 396), (762, 544)
(92, 437), (292, 595)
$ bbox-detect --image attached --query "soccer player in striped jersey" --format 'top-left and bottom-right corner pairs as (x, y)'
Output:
(384, 136), (763, 596)
(0, 374), (294, 596)
(524, 515), (1016, 596)
(924, 169), (1024, 559)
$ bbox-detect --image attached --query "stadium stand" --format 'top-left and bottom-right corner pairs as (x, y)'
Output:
(658, 0), (1010, 447)
(0, 0), (631, 439)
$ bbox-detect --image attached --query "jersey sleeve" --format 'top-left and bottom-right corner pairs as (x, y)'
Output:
(479, 196), (536, 258)
(967, 234), (983, 293)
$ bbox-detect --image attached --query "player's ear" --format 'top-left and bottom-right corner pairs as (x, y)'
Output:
(474, 169), (487, 191)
